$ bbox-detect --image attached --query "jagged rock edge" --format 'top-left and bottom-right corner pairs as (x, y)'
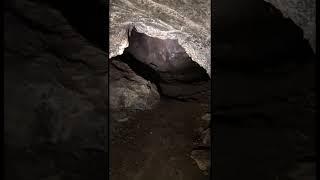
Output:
(109, 24), (211, 77)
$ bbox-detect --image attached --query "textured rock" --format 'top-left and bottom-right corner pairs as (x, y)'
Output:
(123, 30), (210, 102)
(5, 0), (107, 148)
(109, 58), (160, 110)
(264, 0), (316, 52)
(5, 0), (107, 178)
(110, 0), (211, 75)
(127, 29), (198, 73)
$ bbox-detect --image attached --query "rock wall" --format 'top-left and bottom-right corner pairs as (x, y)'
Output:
(109, 0), (211, 75)
(264, 0), (316, 52)
(110, 0), (316, 78)
(4, 0), (108, 178)
(109, 58), (160, 110)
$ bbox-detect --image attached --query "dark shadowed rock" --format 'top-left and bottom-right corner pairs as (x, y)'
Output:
(4, 0), (107, 179)
(264, 0), (316, 52)
(109, 58), (160, 111)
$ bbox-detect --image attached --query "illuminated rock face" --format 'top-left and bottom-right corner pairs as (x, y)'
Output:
(264, 0), (316, 52)
(110, 0), (316, 77)
(109, 0), (211, 76)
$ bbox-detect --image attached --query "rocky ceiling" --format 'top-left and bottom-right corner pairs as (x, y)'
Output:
(109, 0), (316, 77)
(109, 0), (211, 75)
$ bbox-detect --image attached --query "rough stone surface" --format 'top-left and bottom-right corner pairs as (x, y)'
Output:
(4, 0), (107, 179)
(264, 0), (316, 52)
(5, 0), (107, 148)
(122, 30), (211, 102)
(109, 58), (160, 110)
(110, 0), (211, 75)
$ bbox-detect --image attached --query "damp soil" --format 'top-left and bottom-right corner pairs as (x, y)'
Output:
(110, 98), (210, 180)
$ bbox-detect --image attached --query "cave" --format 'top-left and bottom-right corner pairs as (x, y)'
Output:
(4, 0), (316, 179)
(112, 29), (210, 100)
(109, 29), (212, 179)
(109, 0), (315, 179)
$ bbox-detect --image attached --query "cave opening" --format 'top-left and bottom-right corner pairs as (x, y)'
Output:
(109, 29), (211, 179)
(116, 29), (210, 102)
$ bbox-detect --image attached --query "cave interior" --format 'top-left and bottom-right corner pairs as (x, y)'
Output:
(4, 0), (316, 179)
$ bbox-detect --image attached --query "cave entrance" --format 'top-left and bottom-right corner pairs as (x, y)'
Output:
(123, 29), (210, 102)
(109, 29), (211, 179)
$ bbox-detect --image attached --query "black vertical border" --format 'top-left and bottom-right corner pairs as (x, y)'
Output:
(315, 0), (319, 178)
(1, 1), (4, 180)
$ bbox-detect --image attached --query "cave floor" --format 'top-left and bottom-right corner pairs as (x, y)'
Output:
(110, 98), (209, 180)
(110, 98), (315, 180)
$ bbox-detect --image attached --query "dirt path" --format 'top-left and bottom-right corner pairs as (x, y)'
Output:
(110, 98), (210, 180)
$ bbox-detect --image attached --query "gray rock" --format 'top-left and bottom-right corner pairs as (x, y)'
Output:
(109, 59), (160, 111)
(110, 0), (211, 76)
